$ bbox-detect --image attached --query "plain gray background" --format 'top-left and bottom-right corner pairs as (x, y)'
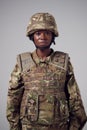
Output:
(0, 0), (87, 129)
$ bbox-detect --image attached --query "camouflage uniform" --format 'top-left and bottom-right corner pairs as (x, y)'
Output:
(6, 49), (87, 130)
(6, 13), (87, 130)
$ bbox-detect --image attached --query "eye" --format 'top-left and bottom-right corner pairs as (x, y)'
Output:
(35, 31), (41, 36)
(45, 31), (52, 35)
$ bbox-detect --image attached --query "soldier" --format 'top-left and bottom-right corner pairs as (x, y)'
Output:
(6, 12), (87, 130)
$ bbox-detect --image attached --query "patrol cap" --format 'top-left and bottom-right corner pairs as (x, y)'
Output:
(26, 12), (59, 37)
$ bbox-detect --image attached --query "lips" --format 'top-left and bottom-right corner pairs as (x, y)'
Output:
(38, 40), (48, 44)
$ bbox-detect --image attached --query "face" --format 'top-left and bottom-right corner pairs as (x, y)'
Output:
(33, 30), (53, 50)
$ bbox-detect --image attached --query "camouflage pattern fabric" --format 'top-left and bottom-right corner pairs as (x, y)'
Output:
(21, 123), (68, 130)
(18, 50), (69, 125)
(6, 49), (87, 130)
(26, 13), (59, 37)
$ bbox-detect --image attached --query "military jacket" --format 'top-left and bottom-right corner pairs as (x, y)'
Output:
(6, 49), (87, 130)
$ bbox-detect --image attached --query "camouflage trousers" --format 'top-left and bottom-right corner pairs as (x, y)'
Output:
(21, 124), (68, 130)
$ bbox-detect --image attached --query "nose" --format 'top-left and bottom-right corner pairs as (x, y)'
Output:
(40, 32), (46, 39)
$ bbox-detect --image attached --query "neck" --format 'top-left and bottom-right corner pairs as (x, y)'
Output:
(36, 48), (52, 59)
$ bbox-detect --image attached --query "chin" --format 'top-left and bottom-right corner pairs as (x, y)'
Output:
(37, 45), (51, 51)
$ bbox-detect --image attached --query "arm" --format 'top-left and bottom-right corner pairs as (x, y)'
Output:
(66, 59), (87, 130)
(6, 64), (24, 130)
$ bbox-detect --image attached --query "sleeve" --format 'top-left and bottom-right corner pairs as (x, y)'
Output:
(66, 59), (87, 130)
(6, 62), (24, 130)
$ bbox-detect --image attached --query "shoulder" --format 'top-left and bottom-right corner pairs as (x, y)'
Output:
(51, 51), (69, 70)
(16, 51), (35, 72)
(17, 51), (31, 57)
(52, 51), (69, 63)
(53, 51), (69, 57)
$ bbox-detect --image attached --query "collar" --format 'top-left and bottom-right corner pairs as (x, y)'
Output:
(32, 49), (54, 64)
